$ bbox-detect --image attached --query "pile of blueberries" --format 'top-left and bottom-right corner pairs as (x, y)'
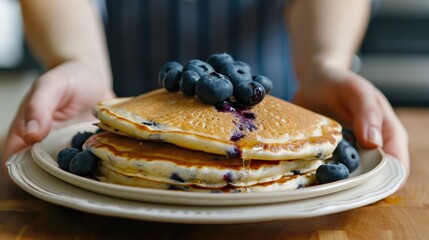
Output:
(56, 131), (99, 177)
(316, 130), (361, 183)
(159, 53), (272, 107)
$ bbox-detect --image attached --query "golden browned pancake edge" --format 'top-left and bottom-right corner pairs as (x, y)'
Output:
(84, 132), (325, 188)
(93, 89), (342, 160)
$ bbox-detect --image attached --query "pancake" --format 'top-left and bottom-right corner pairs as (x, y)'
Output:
(84, 131), (324, 190)
(93, 89), (342, 161)
(98, 164), (316, 193)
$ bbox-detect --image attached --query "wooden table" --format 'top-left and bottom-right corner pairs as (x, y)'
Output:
(0, 108), (428, 240)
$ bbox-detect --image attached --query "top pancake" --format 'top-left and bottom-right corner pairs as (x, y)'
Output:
(93, 89), (342, 160)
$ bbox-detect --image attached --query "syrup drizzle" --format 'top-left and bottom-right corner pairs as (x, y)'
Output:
(239, 158), (252, 193)
(242, 158), (251, 174)
(216, 102), (258, 193)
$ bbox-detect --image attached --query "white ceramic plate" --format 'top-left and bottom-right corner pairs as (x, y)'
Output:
(32, 122), (386, 206)
(7, 149), (406, 224)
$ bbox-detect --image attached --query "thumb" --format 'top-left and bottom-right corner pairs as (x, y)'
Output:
(342, 80), (384, 149)
(22, 75), (66, 144)
(2, 75), (63, 161)
(22, 105), (54, 145)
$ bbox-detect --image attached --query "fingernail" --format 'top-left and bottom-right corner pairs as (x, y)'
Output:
(25, 120), (39, 135)
(367, 126), (382, 146)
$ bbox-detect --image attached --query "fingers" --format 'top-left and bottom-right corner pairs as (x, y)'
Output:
(296, 66), (409, 177)
(376, 92), (410, 176)
(2, 72), (64, 162)
(382, 118), (410, 177)
(341, 78), (383, 148)
(343, 75), (409, 175)
(22, 75), (64, 143)
(2, 61), (114, 164)
(2, 102), (27, 162)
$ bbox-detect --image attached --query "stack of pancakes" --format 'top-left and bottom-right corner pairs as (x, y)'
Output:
(84, 89), (342, 192)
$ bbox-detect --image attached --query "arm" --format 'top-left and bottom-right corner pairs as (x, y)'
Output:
(21, 0), (111, 85)
(287, 0), (370, 78)
(286, 0), (409, 175)
(2, 0), (115, 162)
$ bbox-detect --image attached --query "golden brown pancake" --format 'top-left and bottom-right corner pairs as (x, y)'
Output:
(84, 132), (324, 190)
(98, 164), (316, 193)
(93, 89), (342, 161)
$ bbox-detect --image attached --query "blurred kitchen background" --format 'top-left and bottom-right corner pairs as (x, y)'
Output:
(360, 0), (429, 107)
(1, 0), (429, 142)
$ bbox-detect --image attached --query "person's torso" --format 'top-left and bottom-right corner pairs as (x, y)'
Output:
(104, 0), (296, 100)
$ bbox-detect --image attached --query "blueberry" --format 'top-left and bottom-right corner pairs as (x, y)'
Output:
(234, 61), (252, 73)
(220, 62), (252, 86)
(57, 148), (80, 171)
(332, 140), (360, 173)
(170, 172), (185, 183)
(158, 61), (182, 86)
(234, 81), (266, 107)
(223, 172), (233, 183)
(183, 59), (214, 77)
(206, 53), (234, 72)
(196, 72), (233, 105)
(71, 131), (94, 150)
(342, 129), (357, 148)
(316, 162), (349, 183)
(253, 75), (273, 94)
(162, 68), (181, 91)
(69, 150), (98, 176)
(180, 70), (200, 96)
